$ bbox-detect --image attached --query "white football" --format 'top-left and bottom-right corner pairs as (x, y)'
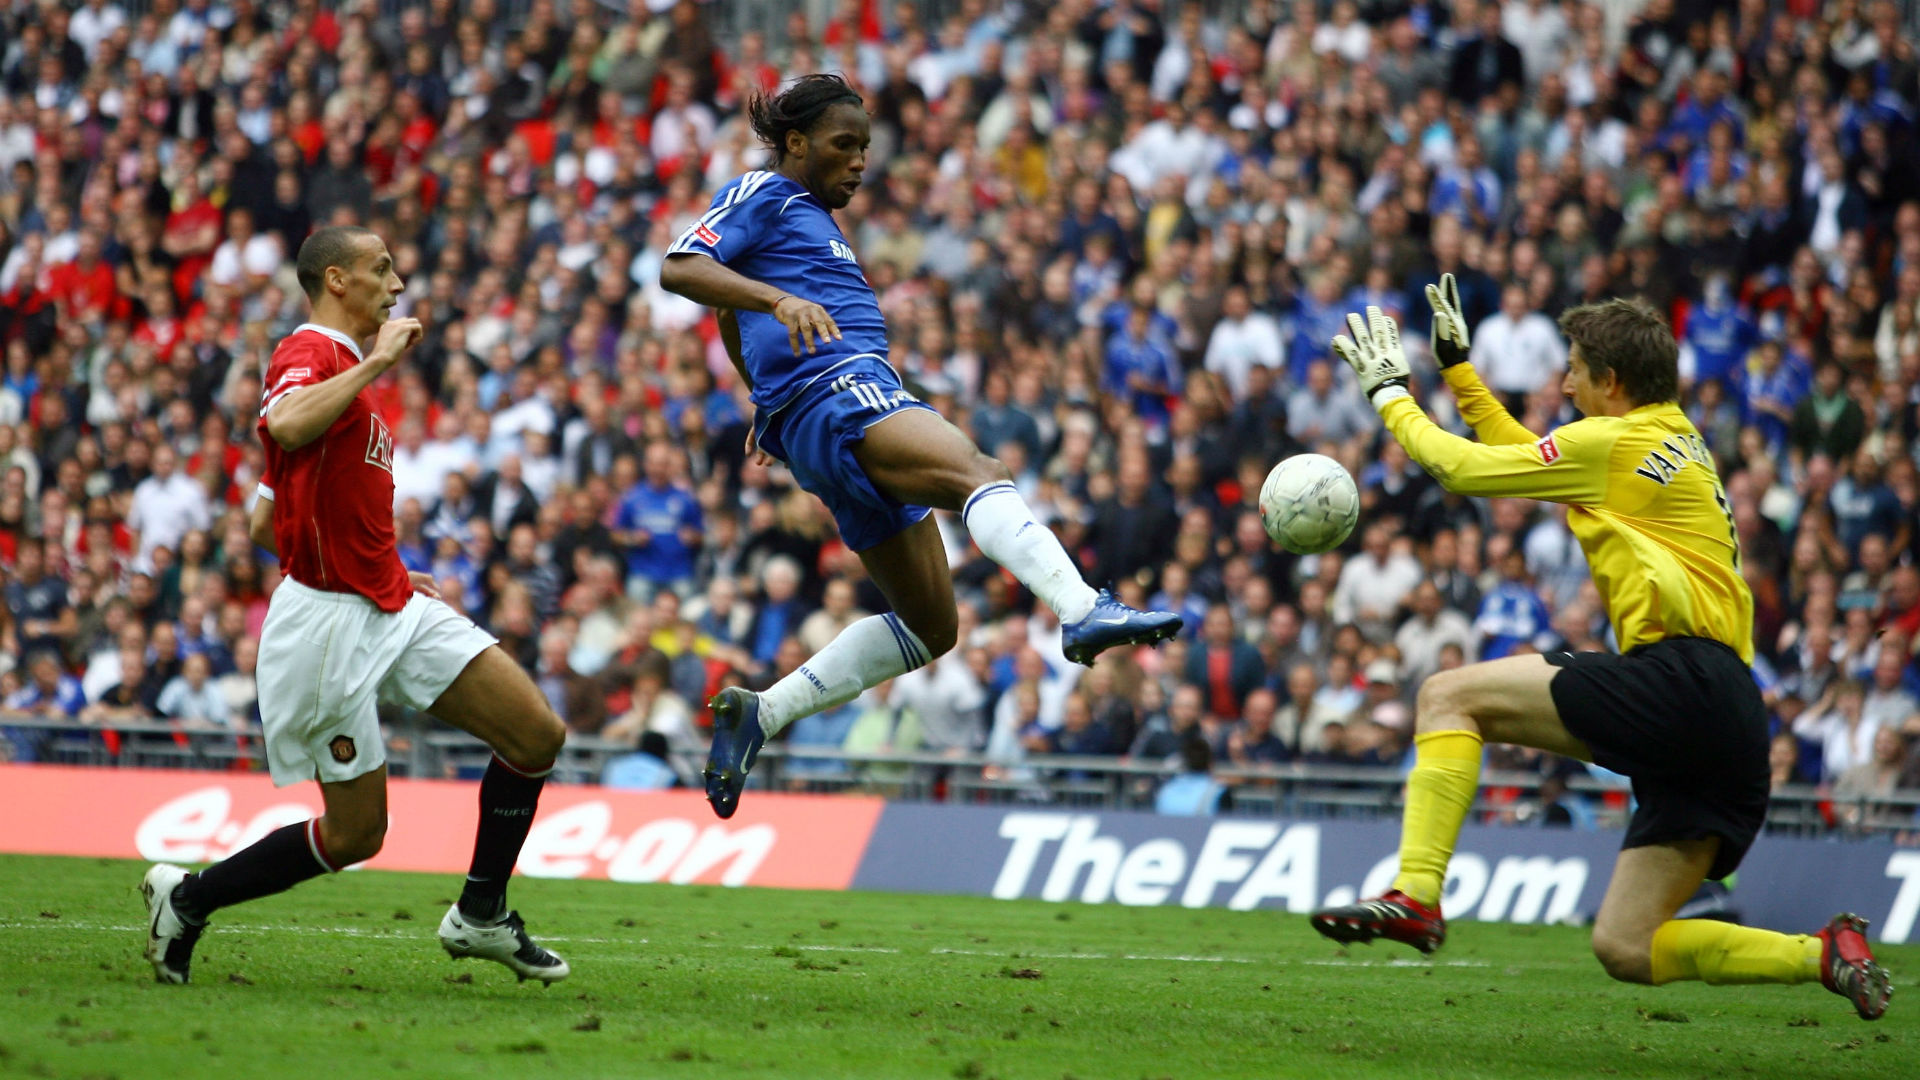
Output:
(1259, 453), (1361, 554)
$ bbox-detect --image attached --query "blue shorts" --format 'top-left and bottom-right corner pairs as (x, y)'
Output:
(755, 357), (935, 552)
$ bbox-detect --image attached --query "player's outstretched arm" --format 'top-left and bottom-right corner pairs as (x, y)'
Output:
(1427, 273), (1537, 446)
(1335, 308), (1610, 506)
(265, 318), (421, 450)
(660, 252), (841, 356)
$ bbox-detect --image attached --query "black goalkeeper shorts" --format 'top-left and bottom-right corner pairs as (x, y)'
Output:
(1546, 637), (1770, 882)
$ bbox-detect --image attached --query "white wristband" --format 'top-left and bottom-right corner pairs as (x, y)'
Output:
(1369, 384), (1412, 409)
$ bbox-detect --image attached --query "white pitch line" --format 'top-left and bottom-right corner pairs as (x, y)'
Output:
(931, 947), (1255, 963)
(1300, 958), (1492, 968)
(1, 920), (1500, 968)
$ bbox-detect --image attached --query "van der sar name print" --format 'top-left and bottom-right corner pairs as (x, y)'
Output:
(1632, 432), (1711, 485)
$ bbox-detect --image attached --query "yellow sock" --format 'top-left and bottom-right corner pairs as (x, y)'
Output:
(1649, 920), (1824, 985)
(1390, 730), (1484, 908)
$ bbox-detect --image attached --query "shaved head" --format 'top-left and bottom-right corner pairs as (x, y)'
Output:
(296, 226), (377, 300)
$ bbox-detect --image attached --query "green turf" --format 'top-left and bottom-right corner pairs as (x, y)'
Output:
(0, 854), (1912, 1079)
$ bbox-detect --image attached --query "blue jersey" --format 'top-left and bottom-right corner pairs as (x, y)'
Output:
(1684, 302), (1754, 384)
(668, 171), (890, 414)
(617, 482), (703, 585)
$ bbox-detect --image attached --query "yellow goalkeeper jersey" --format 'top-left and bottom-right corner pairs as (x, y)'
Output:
(1379, 363), (1754, 664)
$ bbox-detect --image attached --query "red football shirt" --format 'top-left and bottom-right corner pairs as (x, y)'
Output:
(256, 324), (412, 612)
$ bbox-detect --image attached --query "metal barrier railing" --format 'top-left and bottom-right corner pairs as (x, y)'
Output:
(7, 716), (1917, 838)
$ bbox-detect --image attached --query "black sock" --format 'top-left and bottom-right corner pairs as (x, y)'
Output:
(174, 820), (335, 924)
(458, 754), (551, 924)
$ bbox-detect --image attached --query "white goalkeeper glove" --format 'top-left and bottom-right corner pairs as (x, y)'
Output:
(1425, 271), (1471, 370)
(1331, 306), (1412, 409)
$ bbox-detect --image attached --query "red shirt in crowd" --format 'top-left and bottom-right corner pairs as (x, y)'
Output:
(47, 257), (123, 323)
(256, 323), (412, 613)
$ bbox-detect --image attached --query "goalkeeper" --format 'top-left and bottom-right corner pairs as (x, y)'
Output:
(1308, 281), (1891, 1021)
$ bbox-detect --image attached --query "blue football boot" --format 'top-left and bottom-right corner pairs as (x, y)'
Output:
(703, 686), (767, 819)
(1061, 590), (1184, 666)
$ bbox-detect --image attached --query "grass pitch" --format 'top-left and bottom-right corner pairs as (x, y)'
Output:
(0, 854), (1913, 1079)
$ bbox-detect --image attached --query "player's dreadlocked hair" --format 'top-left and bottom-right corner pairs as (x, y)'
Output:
(295, 226), (377, 300)
(748, 74), (865, 164)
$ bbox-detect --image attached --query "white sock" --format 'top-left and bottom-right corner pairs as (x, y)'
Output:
(962, 481), (1099, 624)
(757, 613), (928, 737)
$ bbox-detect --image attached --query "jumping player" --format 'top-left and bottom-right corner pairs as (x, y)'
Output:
(658, 74), (1182, 818)
(1309, 279), (1891, 1020)
(140, 227), (570, 985)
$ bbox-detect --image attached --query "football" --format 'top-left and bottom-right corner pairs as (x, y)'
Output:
(1258, 453), (1361, 554)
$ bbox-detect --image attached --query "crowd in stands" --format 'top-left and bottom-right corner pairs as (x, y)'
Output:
(0, 0), (1918, 826)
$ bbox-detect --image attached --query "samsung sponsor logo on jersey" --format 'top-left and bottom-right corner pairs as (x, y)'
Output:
(828, 239), (858, 263)
(1631, 432), (1713, 486)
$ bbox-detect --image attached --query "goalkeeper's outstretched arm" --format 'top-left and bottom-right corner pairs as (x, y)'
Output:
(1332, 303), (1611, 507)
(1423, 272), (1539, 446)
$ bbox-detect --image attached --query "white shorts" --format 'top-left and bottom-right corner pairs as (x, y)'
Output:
(257, 577), (498, 787)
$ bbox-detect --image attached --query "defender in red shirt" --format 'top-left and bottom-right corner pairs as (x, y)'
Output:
(138, 227), (570, 987)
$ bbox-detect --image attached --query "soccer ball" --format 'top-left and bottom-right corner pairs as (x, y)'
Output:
(1258, 454), (1360, 554)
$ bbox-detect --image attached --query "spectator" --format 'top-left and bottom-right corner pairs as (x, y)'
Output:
(1449, 0), (1525, 106)
(1279, 662), (1345, 755)
(1769, 732), (1803, 793)
(746, 558), (810, 670)
(9, 649), (84, 727)
(615, 441), (703, 601)
(1474, 544), (1553, 660)
(602, 730), (683, 790)
(1789, 361), (1866, 464)
(156, 653), (227, 727)
(1044, 691), (1115, 759)
(798, 577), (869, 654)
(1795, 680), (1881, 784)
(7, 537), (73, 659)
(984, 679), (1043, 780)
(1833, 726), (1909, 828)
(1185, 604), (1264, 720)
(215, 634), (258, 727)
(1331, 522), (1424, 640)
(602, 654), (699, 757)
(1155, 737), (1225, 816)
(1286, 358), (1375, 447)
(1469, 282), (1568, 408)
(1221, 687), (1290, 765)
(1090, 453), (1178, 585)
(127, 444), (210, 570)
(535, 626), (604, 736)
(1128, 681), (1198, 762)
(1861, 643), (1918, 733)
(1204, 284), (1284, 401)
(1396, 580), (1477, 687)
(1532, 774), (1577, 828)
(1103, 302), (1182, 433)
(844, 678), (924, 786)
(887, 642), (987, 755)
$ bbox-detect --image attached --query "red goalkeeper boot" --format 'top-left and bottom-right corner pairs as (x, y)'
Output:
(1817, 913), (1892, 1020)
(1310, 889), (1447, 955)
